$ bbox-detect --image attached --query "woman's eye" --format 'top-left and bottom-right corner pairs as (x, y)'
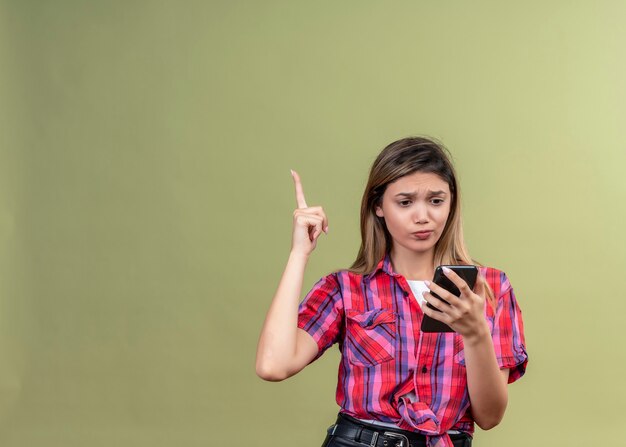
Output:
(431, 198), (444, 205)
(399, 200), (411, 207)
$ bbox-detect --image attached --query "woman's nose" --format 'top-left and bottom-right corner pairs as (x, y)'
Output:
(412, 205), (428, 224)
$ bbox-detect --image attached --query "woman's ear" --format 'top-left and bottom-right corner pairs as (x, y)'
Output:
(375, 206), (384, 217)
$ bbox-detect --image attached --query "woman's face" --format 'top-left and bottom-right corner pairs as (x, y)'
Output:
(375, 171), (452, 256)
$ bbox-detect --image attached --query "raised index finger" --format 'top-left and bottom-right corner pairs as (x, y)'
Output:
(291, 169), (308, 209)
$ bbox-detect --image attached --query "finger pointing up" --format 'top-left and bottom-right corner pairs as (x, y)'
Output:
(291, 169), (308, 209)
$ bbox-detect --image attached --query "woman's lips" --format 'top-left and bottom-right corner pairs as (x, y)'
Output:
(412, 231), (433, 240)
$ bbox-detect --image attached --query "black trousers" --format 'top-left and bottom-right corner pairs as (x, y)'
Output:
(321, 413), (472, 447)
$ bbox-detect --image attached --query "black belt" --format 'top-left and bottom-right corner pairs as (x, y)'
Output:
(327, 413), (471, 447)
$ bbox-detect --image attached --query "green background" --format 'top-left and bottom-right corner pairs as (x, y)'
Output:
(1, 1), (624, 446)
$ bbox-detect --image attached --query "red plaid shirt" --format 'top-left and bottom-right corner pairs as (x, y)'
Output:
(298, 254), (528, 447)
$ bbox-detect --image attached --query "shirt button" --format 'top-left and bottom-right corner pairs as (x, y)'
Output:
(422, 366), (428, 374)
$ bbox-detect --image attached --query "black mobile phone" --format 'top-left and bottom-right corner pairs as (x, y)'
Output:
(420, 265), (479, 333)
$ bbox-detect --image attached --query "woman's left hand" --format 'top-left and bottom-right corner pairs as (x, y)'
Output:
(421, 267), (489, 340)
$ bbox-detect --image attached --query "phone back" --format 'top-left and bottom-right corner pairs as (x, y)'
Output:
(420, 265), (478, 333)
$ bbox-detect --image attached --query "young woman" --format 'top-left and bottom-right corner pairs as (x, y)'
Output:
(256, 137), (528, 447)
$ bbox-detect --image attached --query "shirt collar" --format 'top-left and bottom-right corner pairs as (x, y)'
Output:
(365, 252), (398, 281)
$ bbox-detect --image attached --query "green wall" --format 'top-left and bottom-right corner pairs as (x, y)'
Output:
(1, 1), (625, 445)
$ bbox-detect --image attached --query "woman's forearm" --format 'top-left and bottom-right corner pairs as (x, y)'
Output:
(463, 323), (509, 430)
(255, 251), (317, 381)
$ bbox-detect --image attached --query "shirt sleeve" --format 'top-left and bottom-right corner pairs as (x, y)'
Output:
(297, 272), (344, 361)
(491, 271), (528, 384)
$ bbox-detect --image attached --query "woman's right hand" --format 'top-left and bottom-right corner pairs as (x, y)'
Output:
(290, 170), (328, 257)
(255, 169), (325, 381)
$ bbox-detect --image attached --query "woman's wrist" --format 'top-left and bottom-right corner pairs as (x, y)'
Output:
(461, 320), (491, 347)
(289, 250), (311, 262)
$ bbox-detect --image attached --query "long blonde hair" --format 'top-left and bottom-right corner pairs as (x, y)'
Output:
(349, 137), (494, 304)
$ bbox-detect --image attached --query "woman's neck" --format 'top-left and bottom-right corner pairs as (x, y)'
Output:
(390, 246), (435, 281)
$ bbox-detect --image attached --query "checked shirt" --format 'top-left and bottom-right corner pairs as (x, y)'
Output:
(298, 253), (528, 447)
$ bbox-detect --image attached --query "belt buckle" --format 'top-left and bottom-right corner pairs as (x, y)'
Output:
(383, 431), (410, 447)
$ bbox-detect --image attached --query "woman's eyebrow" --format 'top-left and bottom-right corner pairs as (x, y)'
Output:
(394, 192), (417, 198)
(394, 190), (447, 197)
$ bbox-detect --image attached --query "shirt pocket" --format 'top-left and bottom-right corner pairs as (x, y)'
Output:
(345, 309), (396, 367)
